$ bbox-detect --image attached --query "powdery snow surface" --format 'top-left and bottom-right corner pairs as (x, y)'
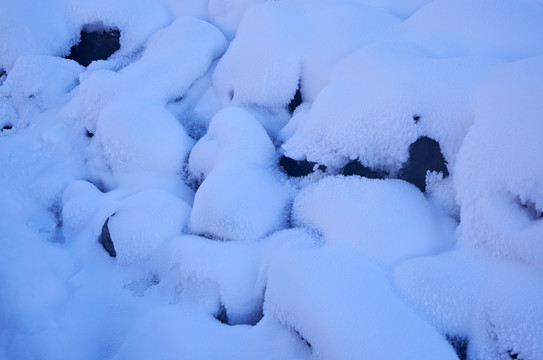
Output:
(1, 0), (543, 359)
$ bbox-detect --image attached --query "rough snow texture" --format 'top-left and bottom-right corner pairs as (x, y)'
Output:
(293, 176), (449, 265)
(455, 56), (543, 272)
(2, 0), (543, 359)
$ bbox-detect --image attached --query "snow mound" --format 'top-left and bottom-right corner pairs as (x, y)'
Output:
(107, 189), (191, 265)
(0, 55), (83, 117)
(87, 98), (193, 190)
(264, 244), (459, 359)
(0, 0), (172, 70)
(293, 176), (448, 265)
(62, 180), (103, 238)
(455, 56), (543, 271)
(190, 162), (291, 241)
(394, 250), (543, 360)
(283, 40), (499, 172)
(151, 234), (264, 325)
(114, 307), (310, 360)
(402, 0), (543, 60)
(213, 1), (399, 112)
(188, 107), (276, 179)
(61, 16), (227, 133)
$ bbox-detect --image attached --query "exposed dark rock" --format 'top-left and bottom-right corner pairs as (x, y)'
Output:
(342, 160), (387, 179)
(280, 155), (325, 177)
(398, 136), (448, 192)
(85, 129), (94, 138)
(446, 335), (468, 360)
(2, 125), (12, 131)
(288, 87), (302, 114)
(66, 26), (121, 66)
(508, 349), (522, 359)
(99, 217), (117, 257)
(215, 304), (229, 325)
(214, 302), (263, 326)
(413, 114), (421, 123)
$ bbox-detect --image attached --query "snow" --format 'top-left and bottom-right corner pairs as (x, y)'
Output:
(2, 0), (543, 359)
(106, 190), (191, 265)
(264, 243), (459, 359)
(189, 162), (291, 241)
(87, 98), (194, 193)
(188, 107), (277, 179)
(292, 175), (450, 265)
(394, 249), (543, 359)
(455, 56), (543, 272)
(402, 0), (543, 60)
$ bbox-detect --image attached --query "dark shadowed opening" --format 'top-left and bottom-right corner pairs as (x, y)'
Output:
(399, 136), (448, 192)
(99, 216), (117, 257)
(66, 26), (121, 66)
(280, 156), (325, 177)
(288, 87), (302, 114)
(342, 160), (387, 179)
(446, 335), (468, 360)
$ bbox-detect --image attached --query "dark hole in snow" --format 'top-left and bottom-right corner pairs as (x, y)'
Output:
(85, 129), (94, 138)
(2, 125), (12, 131)
(342, 159), (387, 179)
(48, 202), (65, 244)
(518, 197), (542, 220)
(0, 69), (6, 85)
(294, 329), (312, 349)
(99, 216), (117, 257)
(214, 302), (263, 326)
(413, 114), (421, 123)
(288, 87), (302, 114)
(66, 26), (121, 67)
(446, 335), (468, 360)
(215, 304), (229, 325)
(508, 350), (522, 360)
(279, 156), (325, 177)
(398, 136), (448, 192)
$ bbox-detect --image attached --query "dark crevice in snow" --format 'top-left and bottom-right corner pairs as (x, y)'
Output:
(215, 304), (229, 324)
(288, 86), (303, 114)
(446, 335), (468, 360)
(85, 178), (108, 193)
(508, 350), (522, 360)
(294, 329), (312, 350)
(2, 124), (12, 131)
(517, 196), (543, 220)
(214, 301), (264, 326)
(398, 136), (449, 192)
(279, 155), (326, 177)
(66, 24), (121, 67)
(99, 216), (117, 257)
(48, 201), (65, 244)
(342, 159), (387, 179)
(0, 69), (6, 86)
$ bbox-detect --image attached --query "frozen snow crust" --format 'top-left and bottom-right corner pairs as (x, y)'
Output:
(1, 0), (543, 359)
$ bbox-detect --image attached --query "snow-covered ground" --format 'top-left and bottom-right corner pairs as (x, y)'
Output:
(1, 0), (543, 359)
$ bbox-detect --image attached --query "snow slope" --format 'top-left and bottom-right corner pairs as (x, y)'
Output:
(1, 0), (543, 359)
